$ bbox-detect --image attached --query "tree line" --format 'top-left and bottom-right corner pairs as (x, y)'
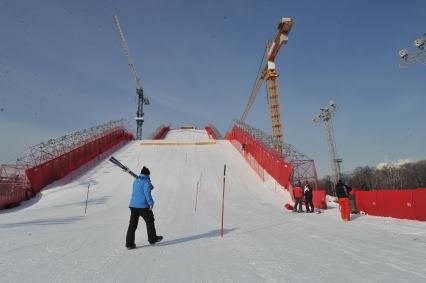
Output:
(319, 160), (426, 195)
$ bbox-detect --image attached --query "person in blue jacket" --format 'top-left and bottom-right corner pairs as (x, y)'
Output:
(125, 166), (162, 249)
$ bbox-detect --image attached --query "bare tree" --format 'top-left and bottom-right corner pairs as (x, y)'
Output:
(319, 160), (426, 192)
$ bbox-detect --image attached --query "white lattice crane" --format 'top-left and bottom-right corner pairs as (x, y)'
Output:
(240, 18), (294, 150)
(112, 13), (149, 140)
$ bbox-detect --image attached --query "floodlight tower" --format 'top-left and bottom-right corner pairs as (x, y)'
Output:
(313, 101), (342, 187)
(399, 33), (426, 68)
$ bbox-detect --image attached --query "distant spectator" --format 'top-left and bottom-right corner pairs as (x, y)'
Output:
(304, 181), (314, 213)
(293, 181), (304, 213)
(335, 179), (352, 221)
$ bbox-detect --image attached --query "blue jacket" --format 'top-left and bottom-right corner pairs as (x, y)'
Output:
(129, 175), (154, 208)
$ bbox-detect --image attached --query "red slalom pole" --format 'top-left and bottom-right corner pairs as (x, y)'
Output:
(221, 164), (227, 238)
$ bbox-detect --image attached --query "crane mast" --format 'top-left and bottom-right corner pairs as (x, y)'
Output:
(240, 18), (294, 150)
(112, 13), (149, 140)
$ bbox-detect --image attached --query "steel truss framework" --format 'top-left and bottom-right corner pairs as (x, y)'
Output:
(0, 120), (132, 193)
(231, 120), (320, 189)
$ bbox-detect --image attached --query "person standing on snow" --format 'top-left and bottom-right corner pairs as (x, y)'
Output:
(293, 181), (304, 213)
(303, 181), (314, 213)
(126, 166), (163, 249)
(335, 179), (352, 221)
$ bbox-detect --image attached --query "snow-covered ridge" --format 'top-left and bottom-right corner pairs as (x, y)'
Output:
(163, 128), (211, 141)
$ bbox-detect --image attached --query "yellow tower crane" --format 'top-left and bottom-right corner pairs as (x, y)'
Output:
(240, 18), (294, 150)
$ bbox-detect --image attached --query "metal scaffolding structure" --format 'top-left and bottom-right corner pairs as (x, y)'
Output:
(16, 120), (131, 168)
(0, 164), (29, 194)
(0, 120), (132, 195)
(231, 120), (320, 188)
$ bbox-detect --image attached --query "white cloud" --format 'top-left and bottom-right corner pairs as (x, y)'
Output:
(377, 158), (414, 169)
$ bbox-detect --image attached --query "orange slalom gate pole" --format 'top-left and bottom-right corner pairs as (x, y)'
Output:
(221, 164), (227, 238)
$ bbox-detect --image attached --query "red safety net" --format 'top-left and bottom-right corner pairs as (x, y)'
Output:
(414, 188), (426, 221)
(376, 190), (416, 220)
(25, 129), (133, 193)
(226, 126), (327, 209)
(0, 164), (33, 209)
(226, 126), (293, 189)
(354, 191), (379, 216)
(313, 191), (327, 209)
(205, 127), (217, 140)
(355, 188), (426, 221)
(229, 140), (265, 180)
(151, 126), (170, 139)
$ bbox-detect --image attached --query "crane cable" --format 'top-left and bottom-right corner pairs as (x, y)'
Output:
(241, 45), (267, 121)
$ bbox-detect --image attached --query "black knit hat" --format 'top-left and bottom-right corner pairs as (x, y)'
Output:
(140, 166), (150, 176)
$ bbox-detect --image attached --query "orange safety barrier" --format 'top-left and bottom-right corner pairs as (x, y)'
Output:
(355, 188), (426, 221)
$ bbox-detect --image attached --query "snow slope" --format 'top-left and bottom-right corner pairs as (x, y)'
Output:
(1, 129), (426, 282)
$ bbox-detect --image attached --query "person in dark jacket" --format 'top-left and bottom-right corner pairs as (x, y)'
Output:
(335, 179), (352, 221)
(125, 166), (162, 249)
(292, 181), (304, 212)
(303, 181), (314, 213)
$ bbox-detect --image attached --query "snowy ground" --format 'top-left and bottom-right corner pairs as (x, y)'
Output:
(1, 129), (426, 282)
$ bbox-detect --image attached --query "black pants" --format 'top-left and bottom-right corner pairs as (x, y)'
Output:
(305, 198), (314, 212)
(293, 198), (303, 212)
(126, 207), (157, 246)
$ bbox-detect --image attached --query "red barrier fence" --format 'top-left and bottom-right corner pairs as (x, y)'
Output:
(355, 188), (426, 221)
(0, 190), (30, 209)
(205, 127), (217, 140)
(229, 140), (265, 180)
(26, 129), (133, 193)
(226, 126), (293, 189)
(226, 126), (327, 209)
(313, 191), (327, 209)
(0, 128), (133, 209)
(151, 126), (170, 139)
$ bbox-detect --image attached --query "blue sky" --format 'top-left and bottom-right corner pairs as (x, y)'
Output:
(1, 0), (425, 177)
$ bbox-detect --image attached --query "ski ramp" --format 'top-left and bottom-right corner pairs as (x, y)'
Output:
(1, 129), (426, 282)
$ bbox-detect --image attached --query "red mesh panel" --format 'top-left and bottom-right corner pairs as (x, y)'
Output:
(414, 188), (426, 221)
(376, 190), (416, 220)
(25, 129), (132, 192)
(355, 191), (378, 216)
(313, 191), (326, 209)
